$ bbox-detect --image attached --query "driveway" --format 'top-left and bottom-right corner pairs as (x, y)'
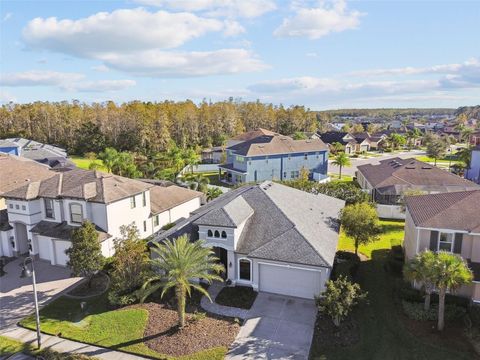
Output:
(0, 257), (81, 328)
(328, 149), (426, 177)
(227, 293), (317, 359)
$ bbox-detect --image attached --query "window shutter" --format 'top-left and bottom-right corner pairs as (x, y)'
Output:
(429, 230), (439, 251)
(454, 233), (463, 254)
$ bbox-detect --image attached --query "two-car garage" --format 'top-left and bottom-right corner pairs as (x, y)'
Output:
(257, 262), (325, 299)
(36, 235), (71, 266)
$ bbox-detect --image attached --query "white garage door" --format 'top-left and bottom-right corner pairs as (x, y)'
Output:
(259, 263), (323, 299)
(38, 238), (51, 262)
(54, 240), (71, 266)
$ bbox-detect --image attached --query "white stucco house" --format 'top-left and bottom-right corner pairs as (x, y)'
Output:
(154, 181), (345, 299)
(0, 154), (203, 266)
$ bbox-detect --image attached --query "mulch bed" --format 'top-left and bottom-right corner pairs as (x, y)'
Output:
(311, 312), (360, 350)
(139, 303), (240, 357)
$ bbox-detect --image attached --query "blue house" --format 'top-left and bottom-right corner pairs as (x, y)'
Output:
(219, 129), (329, 184)
(466, 146), (480, 184)
(0, 140), (20, 156)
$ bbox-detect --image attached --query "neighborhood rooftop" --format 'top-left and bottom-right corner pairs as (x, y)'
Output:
(155, 181), (344, 267)
(405, 190), (480, 233)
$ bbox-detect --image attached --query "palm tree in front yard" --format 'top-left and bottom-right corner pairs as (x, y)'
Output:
(433, 252), (472, 331)
(403, 250), (437, 311)
(332, 152), (351, 179)
(140, 235), (224, 328)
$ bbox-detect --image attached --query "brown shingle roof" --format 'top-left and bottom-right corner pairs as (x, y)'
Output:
(358, 158), (479, 194)
(150, 185), (202, 215)
(0, 154), (56, 196)
(405, 190), (480, 232)
(230, 128), (277, 142)
(228, 134), (328, 156)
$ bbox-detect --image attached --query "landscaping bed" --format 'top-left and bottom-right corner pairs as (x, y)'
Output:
(310, 312), (360, 352)
(67, 272), (109, 298)
(215, 286), (257, 309)
(140, 302), (240, 357)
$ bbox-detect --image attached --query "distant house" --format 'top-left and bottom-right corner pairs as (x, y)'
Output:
(318, 131), (385, 154)
(469, 131), (480, 146)
(219, 129), (329, 184)
(201, 146), (224, 164)
(404, 191), (480, 302)
(0, 138), (73, 169)
(356, 158), (480, 219)
(154, 181), (345, 299)
(465, 146), (480, 184)
(0, 154), (203, 264)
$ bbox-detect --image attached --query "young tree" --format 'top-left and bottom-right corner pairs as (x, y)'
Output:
(108, 224), (151, 306)
(140, 236), (224, 328)
(387, 133), (406, 151)
(403, 250), (437, 310)
(332, 153), (351, 179)
(316, 275), (367, 327)
(426, 137), (447, 166)
(66, 221), (104, 286)
(292, 131), (307, 140)
(433, 252), (473, 331)
(330, 142), (345, 155)
(340, 203), (380, 255)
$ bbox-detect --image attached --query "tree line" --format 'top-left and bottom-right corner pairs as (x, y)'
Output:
(0, 100), (318, 155)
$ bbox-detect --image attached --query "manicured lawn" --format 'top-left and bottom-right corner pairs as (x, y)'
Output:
(328, 173), (354, 182)
(415, 155), (460, 164)
(0, 336), (29, 355)
(199, 171), (233, 188)
(19, 294), (227, 360)
(215, 286), (258, 309)
(70, 156), (108, 172)
(311, 223), (477, 360)
(337, 219), (405, 259)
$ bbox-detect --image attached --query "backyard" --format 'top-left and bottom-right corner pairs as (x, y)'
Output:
(311, 219), (478, 360)
(69, 156), (108, 172)
(19, 293), (238, 360)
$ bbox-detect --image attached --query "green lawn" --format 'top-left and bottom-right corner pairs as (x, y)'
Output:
(197, 171), (234, 188)
(0, 336), (30, 355)
(328, 173), (354, 182)
(70, 156), (108, 172)
(311, 221), (477, 360)
(337, 219), (405, 258)
(19, 295), (226, 360)
(415, 155), (460, 165)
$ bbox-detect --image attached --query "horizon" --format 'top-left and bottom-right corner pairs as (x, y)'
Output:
(1, 0), (479, 109)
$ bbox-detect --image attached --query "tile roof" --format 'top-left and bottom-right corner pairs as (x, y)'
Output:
(405, 190), (480, 233)
(317, 131), (350, 145)
(149, 185), (202, 215)
(155, 182), (345, 267)
(228, 134), (328, 157)
(357, 158), (479, 195)
(30, 221), (110, 241)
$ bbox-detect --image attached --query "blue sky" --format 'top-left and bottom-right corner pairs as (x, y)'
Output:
(1, 0), (479, 109)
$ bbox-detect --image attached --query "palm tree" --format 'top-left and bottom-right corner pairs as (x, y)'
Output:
(206, 187), (223, 202)
(433, 252), (473, 331)
(332, 153), (351, 179)
(140, 236), (224, 328)
(185, 174), (210, 193)
(403, 251), (437, 310)
(183, 148), (200, 174)
(98, 147), (119, 173)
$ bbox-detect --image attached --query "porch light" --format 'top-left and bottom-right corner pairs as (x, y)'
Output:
(229, 261), (232, 268)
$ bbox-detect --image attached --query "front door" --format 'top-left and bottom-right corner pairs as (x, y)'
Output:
(14, 223), (29, 255)
(213, 246), (228, 279)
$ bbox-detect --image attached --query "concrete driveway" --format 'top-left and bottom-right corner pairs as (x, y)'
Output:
(328, 149), (426, 177)
(0, 257), (81, 328)
(227, 293), (317, 360)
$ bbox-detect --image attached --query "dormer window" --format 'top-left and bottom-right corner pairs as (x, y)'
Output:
(221, 231), (227, 238)
(44, 198), (54, 219)
(208, 230), (213, 237)
(214, 230), (220, 238)
(70, 203), (83, 224)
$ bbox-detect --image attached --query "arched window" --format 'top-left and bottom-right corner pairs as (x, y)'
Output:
(221, 231), (227, 238)
(207, 230), (213, 237)
(239, 258), (252, 281)
(214, 230), (220, 238)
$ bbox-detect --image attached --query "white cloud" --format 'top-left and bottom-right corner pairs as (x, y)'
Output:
(0, 90), (16, 103)
(3, 12), (13, 22)
(134, 0), (276, 18)
(100, 49), (268, 77)
(274, 0), (364, 39)
(91, 64), (110, 72)
(0, 70), (135, 92)
(0, 70), (85, 86)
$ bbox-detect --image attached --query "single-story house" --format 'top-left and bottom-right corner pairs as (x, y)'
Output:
(153, 181), (345, 299)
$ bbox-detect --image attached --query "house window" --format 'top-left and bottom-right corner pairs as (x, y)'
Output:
(15, 205), (19, 210)
(154, 215), (159, 227)
(143, 220), (147, 232)
(208, 230), (213, 237)
(283, 172), (287, 178)
(8, 204), (13, 209)
(438, 233), (454, 252)
(214, 230), (220, 238)
(221, 231), (227, 238)
(304, 153), (308, 160)
(239, 259), (251, 281)
(22, 205), (26, 210)
(236, 156), (244, 163)
(70, 203), (83, 224)
(142, 192), (146, 207)
(291, 170), (299, 178)
(130, 196), (136, 209)
(44, 198), (54, 219)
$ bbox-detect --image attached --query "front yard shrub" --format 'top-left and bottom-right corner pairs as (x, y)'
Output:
(397, 281), (470, 308)
(333, 251), (360, 280)
(402, 300), (466, 322)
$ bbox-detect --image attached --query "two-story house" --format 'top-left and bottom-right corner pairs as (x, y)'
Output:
(0, 155), (202, 266)
(356, 158), (480, 219)
(465, 146), (480, 184)
(154, 181), (345, 299)
(219, 129), (329, 184)
(404, 191), (480, 302)
(318, 131), (386, 154)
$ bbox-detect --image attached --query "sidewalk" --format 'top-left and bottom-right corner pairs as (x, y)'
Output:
(200, 282), (249, 319)
(0, 326), (150, 360)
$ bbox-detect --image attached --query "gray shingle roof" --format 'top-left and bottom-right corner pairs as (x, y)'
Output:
(30, 221), (111, 241)
(155, 181), (345, 267)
